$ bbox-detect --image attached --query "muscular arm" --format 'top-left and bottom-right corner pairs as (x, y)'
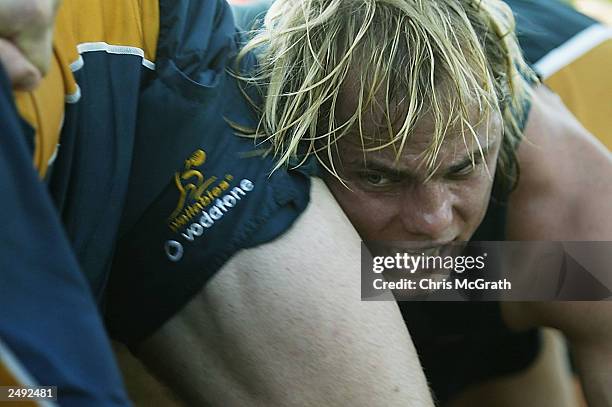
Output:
(505, 85), (612, 407)
(134, 179), (433, 407)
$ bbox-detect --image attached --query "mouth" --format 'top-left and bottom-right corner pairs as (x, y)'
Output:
(370, 240), (467, 279)
(381, 240), (458, 257)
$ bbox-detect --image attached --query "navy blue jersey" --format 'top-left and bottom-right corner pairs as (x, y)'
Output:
(0, 66), (131, 406)
(505, 0), (612, 148)
(104, 0), (310, 346)
(12, 0), (161, 299)
(504, 0), (598, 65)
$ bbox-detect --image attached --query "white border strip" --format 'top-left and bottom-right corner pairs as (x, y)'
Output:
(65, 42), (155, 103)
(65, 84), (81, 104)
(69, 55), (84, 72)
(47, 144), (60, 167)
(0, 339), (58, 407)
(534, 24), (612, 79)
(74, 42), (155, 71)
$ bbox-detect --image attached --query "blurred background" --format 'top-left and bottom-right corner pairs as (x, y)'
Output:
(574, 0), (612, 24)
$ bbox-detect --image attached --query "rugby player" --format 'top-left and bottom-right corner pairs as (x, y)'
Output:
(0, 0), (434, 405)
(241, 0), (612, 405)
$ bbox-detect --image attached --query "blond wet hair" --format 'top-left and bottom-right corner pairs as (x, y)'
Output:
(237, 0), (537, 189)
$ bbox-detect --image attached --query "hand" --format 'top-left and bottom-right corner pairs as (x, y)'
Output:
(0, 0), (60, 90)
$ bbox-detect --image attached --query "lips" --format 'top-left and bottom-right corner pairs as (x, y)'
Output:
(382, 241), (457, 256)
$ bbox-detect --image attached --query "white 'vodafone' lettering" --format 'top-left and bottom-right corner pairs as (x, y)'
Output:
(164, 179), (255, 262)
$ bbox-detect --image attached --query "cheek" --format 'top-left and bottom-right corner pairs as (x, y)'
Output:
(452, 171), (496, 234)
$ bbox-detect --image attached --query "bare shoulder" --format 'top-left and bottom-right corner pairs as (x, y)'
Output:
(503, 87), (612, 350)
(507, 85), (612, 240)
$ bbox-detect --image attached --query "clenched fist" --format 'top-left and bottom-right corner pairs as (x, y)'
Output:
(0, 0), (61, 90)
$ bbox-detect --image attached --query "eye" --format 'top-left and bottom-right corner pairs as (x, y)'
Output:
(359, 171), (399, 188)
(447, 161), (478, 180)
(366, 173), (386, 185)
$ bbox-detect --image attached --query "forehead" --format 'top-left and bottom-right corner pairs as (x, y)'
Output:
(335, 107), (502, 171)
(338, 73), (499, 134)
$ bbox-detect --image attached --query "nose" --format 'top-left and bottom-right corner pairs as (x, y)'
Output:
(399, 183), (455, 241)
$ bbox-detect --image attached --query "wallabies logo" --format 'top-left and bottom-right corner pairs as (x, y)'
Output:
(168, 149), (216, 221)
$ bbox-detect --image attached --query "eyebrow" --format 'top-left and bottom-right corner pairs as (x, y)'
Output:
(446, 142), (493, 174)
(347, 139), (496, 178)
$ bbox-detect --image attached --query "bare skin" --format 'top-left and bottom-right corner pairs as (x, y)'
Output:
(133, 179), (434, 407)
(0, 0), (60, 89)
